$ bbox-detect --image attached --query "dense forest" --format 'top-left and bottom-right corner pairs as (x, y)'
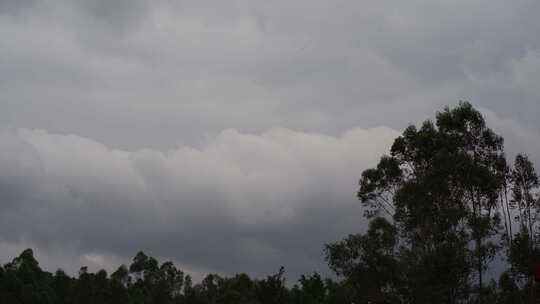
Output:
(2, 102), (540, 304)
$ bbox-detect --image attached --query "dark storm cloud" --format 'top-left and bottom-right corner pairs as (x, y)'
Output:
(1, 0), (540, 280)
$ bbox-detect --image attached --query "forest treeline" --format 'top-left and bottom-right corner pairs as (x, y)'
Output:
(0, 248), (347, 304)
(2, 102), (540, 304)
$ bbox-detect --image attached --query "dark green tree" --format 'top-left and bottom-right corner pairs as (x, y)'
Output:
(326, 217), (401, 303)
(256, 267), (289, 304)
(509, 154), (540, 276)
(2, 249), (55, 304)
(435, 103), (506, 302)
(341, 102), (508, 303)
(291, 272), (327, 304)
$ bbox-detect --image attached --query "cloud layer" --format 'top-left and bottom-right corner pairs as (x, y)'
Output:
(2, 0), (540, 149)
(0, 127), (397, 279)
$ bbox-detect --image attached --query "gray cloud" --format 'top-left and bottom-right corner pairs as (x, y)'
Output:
(1, 0), (537, 149)
(1, 0), (540, 281)
(0, 127), (397, 279)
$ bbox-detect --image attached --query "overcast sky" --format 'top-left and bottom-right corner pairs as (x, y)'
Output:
(1, 0), (540, 282)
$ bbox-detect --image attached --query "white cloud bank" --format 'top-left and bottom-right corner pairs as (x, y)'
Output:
(0, 126), (398, 279)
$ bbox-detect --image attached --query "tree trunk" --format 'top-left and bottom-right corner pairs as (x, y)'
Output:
(504, 185), (513, 241)
(477, 236), (483, 304)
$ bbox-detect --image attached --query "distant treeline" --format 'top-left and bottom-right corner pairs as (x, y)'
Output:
(2, 102), (540, 304)
(0, 248), (349, 304)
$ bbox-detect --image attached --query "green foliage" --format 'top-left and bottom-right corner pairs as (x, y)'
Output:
(0, 249), (55, 304)
(325, 217), (401, 303)
(0, 249), (347, 304)
(333, 102), (540, 303)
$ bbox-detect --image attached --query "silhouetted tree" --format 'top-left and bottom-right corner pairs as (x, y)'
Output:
(332, 102), (522, 303)
(256, 267), (289, 304)
(326, 217), (401, 303)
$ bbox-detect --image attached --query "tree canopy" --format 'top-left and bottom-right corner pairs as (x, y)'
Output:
(327, 102), (540, 303)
